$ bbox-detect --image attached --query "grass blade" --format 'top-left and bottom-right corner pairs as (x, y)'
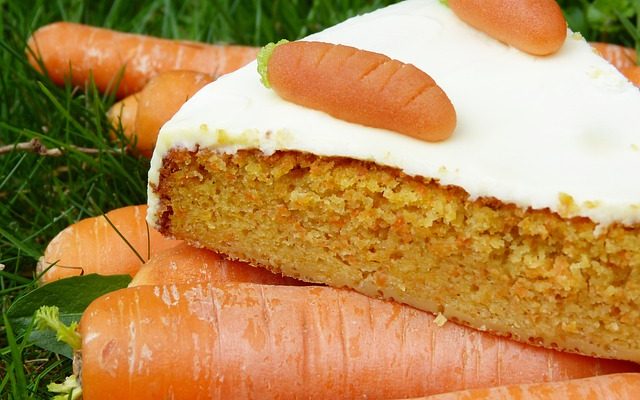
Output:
(3, 313), (30, 400)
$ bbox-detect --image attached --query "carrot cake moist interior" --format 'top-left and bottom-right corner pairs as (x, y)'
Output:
(147, 0), (640, 362)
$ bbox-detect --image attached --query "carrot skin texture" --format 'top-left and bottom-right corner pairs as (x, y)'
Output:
(129, 242), (307, 287)
(587, 43), (638, 86)
(622, 66), (640, 87)
(27, 22), (258, 98)
(448, 0), (567, 56)
(80, 283), (639, 400)
(38, 205), (180, 283)
(134, 70), (213, 157)
(267, 41), (456, 142)
(107, 93), (139, 140)
(590, 42), (637, 71)
(407, 373), (640, 400)
(107, 71), (212, 157)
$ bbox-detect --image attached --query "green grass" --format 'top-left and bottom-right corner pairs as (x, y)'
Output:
(0, 1), (638, 399)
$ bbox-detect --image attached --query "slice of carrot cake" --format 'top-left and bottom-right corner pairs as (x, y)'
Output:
(147, 0), (640, 362)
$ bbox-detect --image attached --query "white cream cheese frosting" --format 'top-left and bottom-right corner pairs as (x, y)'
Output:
(148, 0), (640, 229)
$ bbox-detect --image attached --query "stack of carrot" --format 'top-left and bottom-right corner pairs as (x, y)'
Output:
(28, 6), (640, 398)
(27, 22), (258, 158)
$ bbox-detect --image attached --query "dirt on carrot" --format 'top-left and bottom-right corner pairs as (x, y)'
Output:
(129, 242), (307, 287)
(26, 22), (258, 98)
(37, 205), (181, 283)
(78, 282), (639, 400)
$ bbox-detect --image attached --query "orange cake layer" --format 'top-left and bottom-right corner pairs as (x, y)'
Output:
(151, 149), (640, 362)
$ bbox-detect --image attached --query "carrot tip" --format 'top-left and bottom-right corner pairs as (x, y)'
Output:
(257, 39), (289, 88)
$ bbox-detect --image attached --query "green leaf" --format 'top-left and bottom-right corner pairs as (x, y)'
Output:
(6, 274), (131, 359)
(563, 6), (588, 36)
(3, 313), (29, 400)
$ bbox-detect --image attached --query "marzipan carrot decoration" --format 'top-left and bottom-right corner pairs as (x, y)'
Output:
(590, 42), (637, 70)
(39, 283), (639, 400)
(37, 205), (180, 283)
(258, 40), (457, 142)
(404, 373), (640, 400)
(129, 242), (307, 287)
(27, 22), (258, 98)
(448, 0), (567, 56)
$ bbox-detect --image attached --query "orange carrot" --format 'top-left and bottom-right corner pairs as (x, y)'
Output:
(258, 40), (456, 142)
(405, 373), (640, 400)
(622, 66), (640, 87)
(79, 283), (638, 400)
(586, 43), (639, 85)
(107, 92), (139, 140)
(590, 42), (637, 71)
(26, 22), (258, 98)
(448, 0), (567, 56)
(134, 70), (213, 157)
(129, 242), (307, 287)
(106, 70), (212, 156)
(37, 205), (180, 283)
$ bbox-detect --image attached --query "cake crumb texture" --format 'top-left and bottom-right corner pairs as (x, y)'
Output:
(153, 148), (640, 362)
